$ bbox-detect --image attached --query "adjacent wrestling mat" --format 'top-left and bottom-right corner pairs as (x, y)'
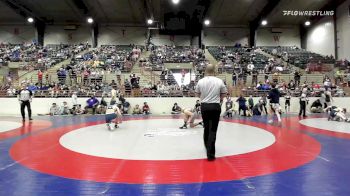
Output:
(1, 115), (350, 195)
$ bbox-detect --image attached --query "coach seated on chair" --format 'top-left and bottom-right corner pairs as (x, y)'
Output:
(85, 96), (99, 115)
(310, 99), (323, 113)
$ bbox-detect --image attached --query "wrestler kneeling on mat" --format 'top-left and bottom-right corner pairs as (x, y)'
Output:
(105, 104), (123, 130)
(324, 106), (350, 122)
(179, 108), (203, 129)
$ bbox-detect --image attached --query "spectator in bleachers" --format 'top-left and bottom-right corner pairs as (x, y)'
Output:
(294, 71), (301, 86)
(142, 102), (150, 115)
(232, 72), (237, 87)
(171, 103), (182, 114)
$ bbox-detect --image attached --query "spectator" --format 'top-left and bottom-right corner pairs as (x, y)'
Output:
(72, 92), (78, 106)
(252, 100), (264, 116)
(236, 95), (247, 116)
(223, 97), (235, 118)
(86, 96), (99, 114)
(171, 103), (182, 114)
(60, 101), (70, 115)
(97, 97), (108, 114)
(72, 104), (84, 115)
(248, 95), (254, 111)
(194, 100), (201, 114)
(49, 103), (59, 116)
(325, 90), (333, 107)
(142, 102), (150, 115)
(310, 99), (323, 113)
(133, 104), (142, 115)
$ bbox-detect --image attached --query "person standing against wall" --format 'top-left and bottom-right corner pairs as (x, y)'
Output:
(195, 64), (227, 161)
(18, 84), (33, 121)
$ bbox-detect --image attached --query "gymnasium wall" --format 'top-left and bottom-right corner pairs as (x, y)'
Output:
(202, 27), (249, 46)
(44, 25), (91, 46)
(0, 97), (349, 116)
(150, 34), (191, 46)
(306, 17), (335, 56)
(0, 25), (35, 44)
(256, 27), (301, 47)
(336, 0), (350, 60)
(99, 26), (147, 46)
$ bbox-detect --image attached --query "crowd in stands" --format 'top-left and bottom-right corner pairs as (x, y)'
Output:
(263, 46), (335, 69)
(149, 45), (204, 64)
(0, 43), (88, 70)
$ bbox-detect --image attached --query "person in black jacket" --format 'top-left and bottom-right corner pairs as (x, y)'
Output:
(267, 83), (281, 123)
(310, 99), (323, 113)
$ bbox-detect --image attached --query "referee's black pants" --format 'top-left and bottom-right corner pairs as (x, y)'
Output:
(20, 100), (32, 119)
(299, 101), (306, 117)
(201, 103), (221, 159)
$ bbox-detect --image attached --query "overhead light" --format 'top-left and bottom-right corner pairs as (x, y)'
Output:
(147, 19), (153, 25)
(87, 17), (94, 24)
(204, 19), (210, 26)
(261, 20), (267, 26)
(27, 17), (34, 23)
(172, 0), (180, 4)
(305, 21), (311, 26)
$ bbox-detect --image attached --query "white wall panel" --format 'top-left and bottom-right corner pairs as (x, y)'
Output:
(256, 27), (300, 47)
(336, 0), (350, 60)
(203, 28), (249, 46)
(99, 26), (147, 46)
(44, 25), (91, 45)
(306, 17), (335, 56)
(0, 25), (35, 44)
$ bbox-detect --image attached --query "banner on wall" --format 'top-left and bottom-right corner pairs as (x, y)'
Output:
(122, 29), (125, 37)
(13, 28), (19, 35)
(273, 34), (281, 42)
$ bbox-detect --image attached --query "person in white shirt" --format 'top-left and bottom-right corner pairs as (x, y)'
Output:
(72, 92), (78, 106)
(18, 84), (33, 121)
(195, 64), (227, 161)
(105, 104), (122, 130)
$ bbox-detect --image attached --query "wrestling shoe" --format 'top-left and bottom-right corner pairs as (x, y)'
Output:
(107, 124), (111, 131)
(179, 125), (187, 129)
(114, 124), (119, 128)
(198, 122), (203, 127)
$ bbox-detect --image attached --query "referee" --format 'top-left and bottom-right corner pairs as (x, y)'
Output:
(195, 64), (227, 161)
(18, 84), (33, 121)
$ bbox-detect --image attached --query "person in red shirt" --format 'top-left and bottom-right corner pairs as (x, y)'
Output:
(38, 70), (43, 86)
(142, 102), (150, 115)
